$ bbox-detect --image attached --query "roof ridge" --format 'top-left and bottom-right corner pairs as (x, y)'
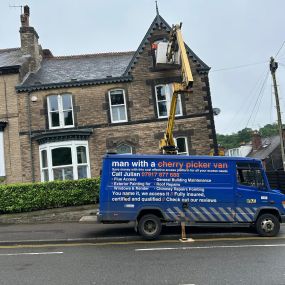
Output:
(49, 51), (135, 60)
(0, 47), (21, 52)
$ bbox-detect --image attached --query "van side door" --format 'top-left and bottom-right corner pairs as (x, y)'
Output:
(235, 162), (268, 222)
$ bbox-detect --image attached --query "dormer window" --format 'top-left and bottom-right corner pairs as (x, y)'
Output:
(108, 89), (128, 123)
(47, 94), (74, 129)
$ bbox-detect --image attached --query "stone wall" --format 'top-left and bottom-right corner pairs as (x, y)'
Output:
(16, 56), (214, 182)
(14, 23), (216, 183)
(0, 74), (23, 183)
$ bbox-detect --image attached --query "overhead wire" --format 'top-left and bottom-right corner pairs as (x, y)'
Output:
(222, 65), (268, 132)
(275, 40), (285, 58)
(245, 70), (270, 128)
(211, 61), (267, 72)
(210, 42), (285, 133)
(251, 73), (270, 128)
(209, 39), (284, 72)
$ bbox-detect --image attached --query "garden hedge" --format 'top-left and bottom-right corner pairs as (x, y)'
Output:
(0, 178), (100, 214)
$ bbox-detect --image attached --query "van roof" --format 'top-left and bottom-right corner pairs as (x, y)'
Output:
(104, 154), (261, 163)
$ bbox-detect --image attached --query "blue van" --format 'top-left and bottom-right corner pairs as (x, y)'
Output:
(97, 154), (285, 239)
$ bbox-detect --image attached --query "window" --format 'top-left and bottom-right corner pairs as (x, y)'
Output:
(108, 89), (127, 123)
(0, 131), (5, 176)
(155, 84), (182, 118)
(175, 137), (189, 155)
(117, 144), (132, 154)
(236, 162), (266, 189)
(39, 141), (90, 182)
(47, 94), (74, 129)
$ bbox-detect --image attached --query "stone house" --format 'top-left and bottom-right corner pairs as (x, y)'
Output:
(0, 6), (218, 184)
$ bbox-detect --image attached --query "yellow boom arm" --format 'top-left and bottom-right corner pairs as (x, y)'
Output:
(159, 24), (193, 154)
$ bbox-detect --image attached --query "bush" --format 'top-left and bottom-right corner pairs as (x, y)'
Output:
(0, 178), (100, 214)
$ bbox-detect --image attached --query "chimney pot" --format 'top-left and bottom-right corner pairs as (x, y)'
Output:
(19, 5), (42, 73)
(21, 5), (30, 27)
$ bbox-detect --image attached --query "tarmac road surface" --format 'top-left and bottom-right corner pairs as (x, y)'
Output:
(0, 222), (284, 245)
(0, 237), (284, 285)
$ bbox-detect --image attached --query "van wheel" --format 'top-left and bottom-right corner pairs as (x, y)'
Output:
(255, 213), (280, 237)
(138, 214), (162, 240)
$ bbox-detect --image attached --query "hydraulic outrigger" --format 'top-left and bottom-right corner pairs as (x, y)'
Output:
(158, 23), (194, 154)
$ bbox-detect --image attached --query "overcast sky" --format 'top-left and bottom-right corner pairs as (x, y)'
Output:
(1, 0), (285, 135)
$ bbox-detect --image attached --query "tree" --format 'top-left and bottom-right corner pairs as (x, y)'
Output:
(259, 123), (279, 137)
(217, 124), (280, 149)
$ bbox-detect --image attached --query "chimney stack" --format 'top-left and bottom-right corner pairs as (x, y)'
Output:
(252, 131), (262, 151)
(19, 5), (42, 72)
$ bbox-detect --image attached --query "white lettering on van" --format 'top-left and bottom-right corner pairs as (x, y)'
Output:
(112, 161), (129, 167)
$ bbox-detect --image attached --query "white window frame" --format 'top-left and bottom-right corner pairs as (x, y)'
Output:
(155, 84), (183, 119)
(47, 94), (74, 129)
(0, 131), (5, 176)
(108, 89), (128, 123)
(174, 137), (189, 155)
(39, 140), (90, 182)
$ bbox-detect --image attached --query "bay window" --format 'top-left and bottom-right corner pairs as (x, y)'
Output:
(40, 141), (90, 181)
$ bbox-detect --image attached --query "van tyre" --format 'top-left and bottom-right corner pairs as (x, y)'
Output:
(138, 214), (162, 240)
(255, 213), (280, 237)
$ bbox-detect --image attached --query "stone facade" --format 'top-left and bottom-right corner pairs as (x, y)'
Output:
(0, 73), (23, 184)
(0, 7), (218, 184)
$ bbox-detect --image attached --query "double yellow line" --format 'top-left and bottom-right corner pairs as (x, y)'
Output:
(0, 235), (284, 250)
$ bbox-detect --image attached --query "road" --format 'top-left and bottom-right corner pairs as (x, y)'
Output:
(0, 236), (285, 285)
(0, 222), (284, 244)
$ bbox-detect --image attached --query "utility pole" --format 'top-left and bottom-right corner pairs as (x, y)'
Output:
(270, 56), (285, 170)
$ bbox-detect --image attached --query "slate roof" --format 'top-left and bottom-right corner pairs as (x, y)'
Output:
(17, 52), (135, 91)
(15, 14), (210, 92)
(248, 135), (281, 160)
(0, 48), (27, 68)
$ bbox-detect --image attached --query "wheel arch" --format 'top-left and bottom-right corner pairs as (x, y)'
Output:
(136, 207), (166, 222)
(255, 207), (282, 222)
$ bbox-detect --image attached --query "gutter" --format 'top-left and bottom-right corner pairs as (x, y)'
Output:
(0, 65), (21, 75)
(16, 75), (133, 92)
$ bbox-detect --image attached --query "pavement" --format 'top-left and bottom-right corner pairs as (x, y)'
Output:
(0, 204), (98, 224)
(0, 204), (284, 246)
